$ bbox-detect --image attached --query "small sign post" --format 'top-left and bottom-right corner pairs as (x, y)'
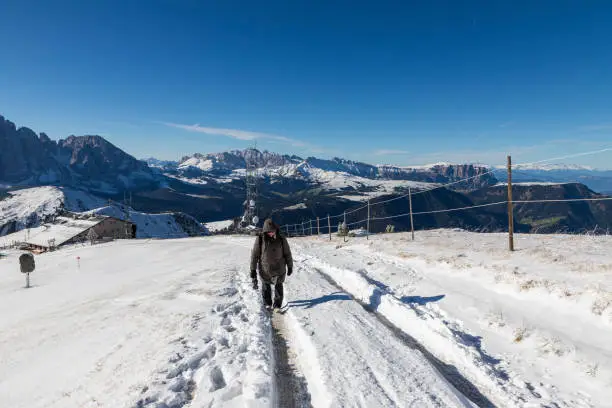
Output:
(19, 253), (35, 289)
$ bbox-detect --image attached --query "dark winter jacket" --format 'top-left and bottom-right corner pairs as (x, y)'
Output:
(250, 220), (293, 282)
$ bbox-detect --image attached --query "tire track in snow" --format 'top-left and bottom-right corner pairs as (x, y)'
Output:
(313, 267), (495, 408)
(294, 244), (563, 408)
(270, 313), (313, 408)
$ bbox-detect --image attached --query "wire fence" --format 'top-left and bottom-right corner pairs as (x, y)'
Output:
(279, 147), (612, 248)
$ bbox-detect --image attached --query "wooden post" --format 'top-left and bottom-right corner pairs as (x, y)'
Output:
(366, 199), (370, 240)
(328, 215), (331, 241)
(302, 222), (305, 236)
(343, 211), (347, 242)
(310, 219), (313, 236)
(317, 217), (320, 236)
(408, 187), (415, 241)
(507, 155), (514, 251)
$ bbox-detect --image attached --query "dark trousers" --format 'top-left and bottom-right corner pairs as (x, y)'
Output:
(262, 280), (284, 307)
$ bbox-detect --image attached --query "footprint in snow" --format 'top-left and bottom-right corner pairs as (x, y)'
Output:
(209, 366), (227, 391)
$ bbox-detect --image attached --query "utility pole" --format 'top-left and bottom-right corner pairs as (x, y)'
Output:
(366, 199), (370, 240)
(310, 219), (313, 236)
(507, 155), (515, 251)
(328, 215), (331, 241)
(408, 187), (415, 241)
(317, 217), (320, 236)
(343, 211), (347, 243)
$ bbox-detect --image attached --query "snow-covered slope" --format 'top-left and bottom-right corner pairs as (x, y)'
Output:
(0, 237), (474, 408)
(0, 187), (64, 235)
(0, 186), (106, 236)
(178, 156), (214, 172)
(0, 186), (207, 239)
(88, 205), (208, 238)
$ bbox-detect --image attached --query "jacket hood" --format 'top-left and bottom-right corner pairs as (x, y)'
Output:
(262, 219), (277, 233)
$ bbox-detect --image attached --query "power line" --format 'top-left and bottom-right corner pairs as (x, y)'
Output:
(513, 147), (612, 169)
(513, 197), (612, 204)
(370, 201), (508, 221)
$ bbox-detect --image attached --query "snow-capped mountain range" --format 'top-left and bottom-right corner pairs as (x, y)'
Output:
(5, 112), (610, 196)
(149, 150), (497, 190)
(2, 113), (612, 237)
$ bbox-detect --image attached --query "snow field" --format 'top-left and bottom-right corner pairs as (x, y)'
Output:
(2, 230), (610, 407)
(292, 230), (612, 407)
(0, 239), (272, 408)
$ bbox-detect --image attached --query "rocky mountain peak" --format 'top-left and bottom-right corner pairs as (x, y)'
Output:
(0, 115), (155, 191)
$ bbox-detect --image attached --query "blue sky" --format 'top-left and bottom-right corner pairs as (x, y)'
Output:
(1, 0), (612, 168)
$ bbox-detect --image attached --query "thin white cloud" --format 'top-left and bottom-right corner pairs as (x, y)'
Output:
(163, 122), (305, 147)
(498, 121), (515, 128)
(374, 149), (410, 155)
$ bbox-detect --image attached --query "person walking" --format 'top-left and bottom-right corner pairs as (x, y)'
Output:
(250, 218), (293, 310)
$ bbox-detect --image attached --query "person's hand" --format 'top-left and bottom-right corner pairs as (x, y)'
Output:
(287, 267), (293, 276)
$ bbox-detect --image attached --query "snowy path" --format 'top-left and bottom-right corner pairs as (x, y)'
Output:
(1, 236), (482, 408)
(231, 236), (478, 407)
(291, 232), (612, 407)
(268, 257), (477, 407)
